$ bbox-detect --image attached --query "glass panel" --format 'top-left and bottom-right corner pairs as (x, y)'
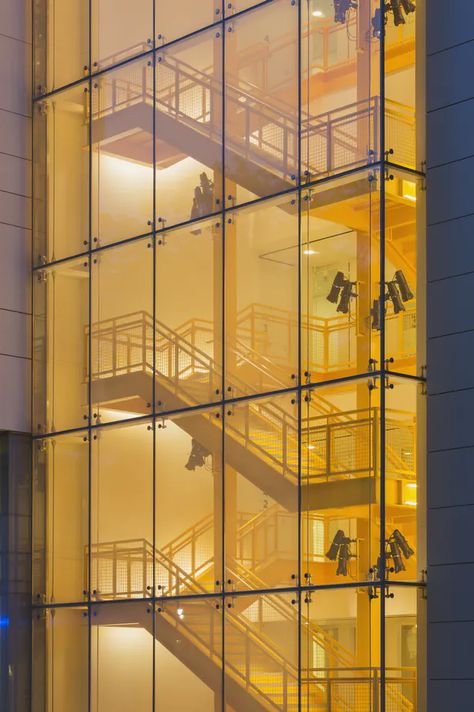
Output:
(90, 421), (153, 600)
(224, 0), (298, 207)
(32, 607), (88, 712)
(225, 0), (262, 16)
(385, 585), (421, 711)
(224, 392), (298, 592)
(34, 0), (89, 94)
(385, 376), (423, 584)
(301, 379), (380, 587)
(225, 193), (298, 397)
(156, 1), (219, 45)
(155, 218), (222, 409)
(91, 0), (153, 71)
(91, 58), (154, 248)
(155, 27), (223, 229)
(301, 0), (380, 180)
(91, 602), (153, 712)
(301, 586), (380, 711)
(384, 169), (421, 377)
(384, 0), (417, 170)
(32, 432), (88, 605)
(34, 84), (89, 265)
(301, 169), (380, 383)
(33, 257), (90, 435)
(90, 238), (153, 424)
(155, 597), (222, 711)
(155, 406), (223, 596)
(224, 591), (298, 711)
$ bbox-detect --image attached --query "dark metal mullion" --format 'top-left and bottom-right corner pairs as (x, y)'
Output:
(379, 0), (387, 708)
(87, 0), (93, 708)
(152, 0), (157, 705)
(220, 6), (226, 711)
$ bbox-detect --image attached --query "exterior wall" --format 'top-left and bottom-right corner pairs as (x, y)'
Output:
(0, 0), (32, 434)
(427, 2), (474, 708)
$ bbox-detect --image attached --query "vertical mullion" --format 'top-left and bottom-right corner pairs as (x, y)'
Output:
(152, 3), (157, 710)
(379, 0), (387, 709)
(87, 0), (93, 709)
(220, 4), (226, 711)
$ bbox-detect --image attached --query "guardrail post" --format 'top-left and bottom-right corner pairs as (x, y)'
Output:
(373, 668), (379, 712)
(327, 676), (331, 712)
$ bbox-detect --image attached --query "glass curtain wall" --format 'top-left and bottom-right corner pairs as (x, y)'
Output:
(32, 0), (426, 710)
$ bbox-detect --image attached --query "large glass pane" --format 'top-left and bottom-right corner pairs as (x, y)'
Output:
(91, 58), (154, 248)
(155, 405), (223, 596)
(224, 392), (298, 592)
(224, 0), (298, 207)
(385, 584), (422, 711)
(224, 591), (298, 711)
(155, 218), (222, 409)
(32, 432), (88, 605)
(34, 0), (89, 94)
(90, 238), (153, 424)
(33, 257), (90, 435)
(32, 607), (88, 712)
(91, 602), (153, 712)
(91, 0), (153, 71)
(34, 84), (89, 265)
(301, 0), (380, 181)
(301, 379), (380, 587)
(384, 0), (418, 170)
(225, 193), (298, 397)
(90, 421), (153, 600)
(301, 169), (380, 383)
(301, 586), (380, 711)
(156, 1), (219, 46)
(384, 169), (422, 377)
(155, 597), (222, 711)
(155, 28), (223, 229)
(384, 376), (424, 585)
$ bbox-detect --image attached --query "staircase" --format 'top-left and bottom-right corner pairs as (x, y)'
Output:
(87, 524), (415, 712)
(90, 43), (415, 196)
(87, 309), (416, 510)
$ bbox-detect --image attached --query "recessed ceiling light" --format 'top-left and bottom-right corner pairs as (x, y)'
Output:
(312, 9), (324, 17)
(303, 249), (319, 255)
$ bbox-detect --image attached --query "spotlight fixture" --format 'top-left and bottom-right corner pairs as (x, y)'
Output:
(334, 0), (357, 24)
(372, 0), (415, 36)
(383, 529), (415, 575)
(326, 529), (356, 577)
(372, 270), (414, 329)
(185, 439), (210, 471)
(326, 271), (357, 315)
(190, 172), (214, 222)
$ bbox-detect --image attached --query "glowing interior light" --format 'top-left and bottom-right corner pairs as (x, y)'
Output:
(307, 444), (316, 450)
(404, 500), (417, 507)
(312, 9), (324, 17)
(238, 96), (247, 103)
(303, 249), (319, 255)
(402, 180), (417, 201)
(177, 607), (184, 619)
(406, 483), (417, 489)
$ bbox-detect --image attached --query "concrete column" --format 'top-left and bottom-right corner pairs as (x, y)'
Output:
(426, 2), (474, 708)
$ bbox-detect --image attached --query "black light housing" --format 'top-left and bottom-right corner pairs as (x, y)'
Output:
(326, 529), (355, 576)
(185, 439), (210, 471)
(334, 0), (357, 23)
(326, 271), (346, 304)
(394, 270), (414, 302)
(385, 529), (415, 575)
(386, 280), (405, 314)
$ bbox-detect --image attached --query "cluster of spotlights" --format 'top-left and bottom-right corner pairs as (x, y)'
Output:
(371, 270), (414, 329)
(383, 529), (415, 574)
(372, 0), (416, 36)
(326, 529), (356, 576)
(333, 0), (357, 24)
(326, 271), (357, 315)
